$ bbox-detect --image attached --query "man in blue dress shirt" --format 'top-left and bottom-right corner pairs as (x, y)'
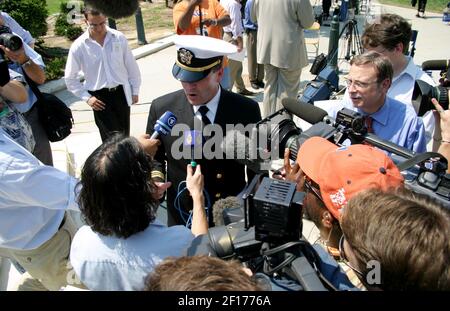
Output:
(322, 51), (426, 153)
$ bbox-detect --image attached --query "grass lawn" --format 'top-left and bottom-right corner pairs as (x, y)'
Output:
(46, 0), (65, 15)
(379, 0), (449, 13)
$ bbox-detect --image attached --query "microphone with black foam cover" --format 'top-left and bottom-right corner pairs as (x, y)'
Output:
(421, 60), (449, 72)
(150, 111), (177, 140)
(212, 196), (243, 226)
(281, 98), (328, 124)
(221, 130), (265, 173)
(84, 0), (139, 19)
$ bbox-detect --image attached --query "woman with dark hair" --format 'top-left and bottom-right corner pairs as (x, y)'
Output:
(70, 134), (208, 290)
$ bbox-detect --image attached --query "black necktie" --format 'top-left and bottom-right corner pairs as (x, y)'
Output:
(198, 105), (211, 126)
(365, 116), (374, 134)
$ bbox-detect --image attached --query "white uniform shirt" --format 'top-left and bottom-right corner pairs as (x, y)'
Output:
(193, 87), (221, 124)
(64, 27), (141, 106)
(0, 129), (78, 250)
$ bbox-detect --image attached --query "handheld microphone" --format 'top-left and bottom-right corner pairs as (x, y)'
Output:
(150, 111), (177, 140)
(84, 0), (140, 19)
(281, 98), (329, 124)
(184, 130), (202, 168)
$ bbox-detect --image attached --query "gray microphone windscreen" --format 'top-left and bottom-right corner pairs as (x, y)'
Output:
(281, 97), (328, 124)
(212, 196), (242, 226)
(84, 0), (139, 19)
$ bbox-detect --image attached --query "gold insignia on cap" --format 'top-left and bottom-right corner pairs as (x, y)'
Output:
(179, 48), (193, 65)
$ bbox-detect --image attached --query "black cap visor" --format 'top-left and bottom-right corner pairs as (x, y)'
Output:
(172, 63), (211, 83)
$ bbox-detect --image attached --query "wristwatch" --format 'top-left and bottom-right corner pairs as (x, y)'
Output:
(21, 58), (33, 67)
(212, 19), (218, 26)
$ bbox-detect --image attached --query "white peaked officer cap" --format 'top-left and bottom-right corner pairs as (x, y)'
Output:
(172, 35), (238, 82)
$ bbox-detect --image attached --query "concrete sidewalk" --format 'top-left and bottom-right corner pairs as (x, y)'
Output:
(1, 0), (449, 291)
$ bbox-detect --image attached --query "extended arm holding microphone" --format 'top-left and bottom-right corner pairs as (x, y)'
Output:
(186, 164), (208, 236)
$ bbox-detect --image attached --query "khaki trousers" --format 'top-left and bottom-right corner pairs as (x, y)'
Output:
(1, 212), (84, 291)
(262, 64), (302, 117)
(223, 32), (246, 92)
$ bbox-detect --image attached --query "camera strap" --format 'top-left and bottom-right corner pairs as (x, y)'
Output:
(396, 151), (448, 172)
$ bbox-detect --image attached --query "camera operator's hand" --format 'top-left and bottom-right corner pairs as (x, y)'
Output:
(432, 98), (450, 142)
(432, 98), (450, 173)
(283, 148), (302, 186)
(0, 45), (27, 65)
(87, 96), (106, 111)
(136, 134), (160, 157)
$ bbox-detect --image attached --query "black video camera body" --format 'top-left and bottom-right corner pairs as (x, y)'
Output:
(0, 25), (23, 52)
(412, 60), (450, 116)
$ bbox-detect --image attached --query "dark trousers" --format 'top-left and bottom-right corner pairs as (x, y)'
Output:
(323, 0), (332, 17)
(418, 0), (427, 13)
(89, 85), (130, 142)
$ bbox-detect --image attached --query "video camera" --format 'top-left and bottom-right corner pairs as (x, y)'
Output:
(254, 98), (450, 208)
(0, 25), (23, 52)
(412, 60), (450, 116)
(190, 97), (450, 290)
(197, 174), (332, 291)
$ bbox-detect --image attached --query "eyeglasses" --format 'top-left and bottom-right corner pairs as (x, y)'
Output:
(304, 177), (323, 202)
(338, 235), (365, 278)
(87, 20), (107, 29)
(344, 78), (379, 89)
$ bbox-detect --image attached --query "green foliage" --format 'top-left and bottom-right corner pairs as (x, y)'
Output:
(65, 25), (83, 41)
(379, 0), (450, 13)
(0, 0), (48, 37)
(45, 56), (67, 81)
(54, 1), (84, 41)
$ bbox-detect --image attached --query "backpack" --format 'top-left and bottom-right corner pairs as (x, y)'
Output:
(24, 73), (73, 142)
(35, 93), (74, 142)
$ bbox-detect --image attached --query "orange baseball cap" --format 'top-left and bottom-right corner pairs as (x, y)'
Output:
(297, 137), (404, 219)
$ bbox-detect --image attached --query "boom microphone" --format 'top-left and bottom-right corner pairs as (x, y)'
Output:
(84, 0), (139, 19)
(221, 130), (266, 173)
(212, 196), (243, 226)
(150, 111), (177, 139)
(281, 98), (328, 124)
(421, 60), (449, 72)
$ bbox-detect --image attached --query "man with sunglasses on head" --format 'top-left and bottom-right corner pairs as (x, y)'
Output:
(321, 51), (426, 153)
(65, 6), (141, 142)
(282, 136), (404, 288)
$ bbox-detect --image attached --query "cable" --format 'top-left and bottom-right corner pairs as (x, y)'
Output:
(173, 180), (211, 228)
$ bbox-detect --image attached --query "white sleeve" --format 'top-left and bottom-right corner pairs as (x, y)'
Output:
(64, 46), (91, 102)
(122, 37), (141, 95)
(0, 133), (79, 211)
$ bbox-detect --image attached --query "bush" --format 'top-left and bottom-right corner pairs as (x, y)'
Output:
(65, 26), (83, 41)
(55, 1), (84, 41)
(45, 56), (67, 81)
(0, 0), (48, 38)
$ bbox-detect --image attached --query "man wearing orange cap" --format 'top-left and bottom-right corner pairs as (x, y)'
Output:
(283, 136), (404, 287)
